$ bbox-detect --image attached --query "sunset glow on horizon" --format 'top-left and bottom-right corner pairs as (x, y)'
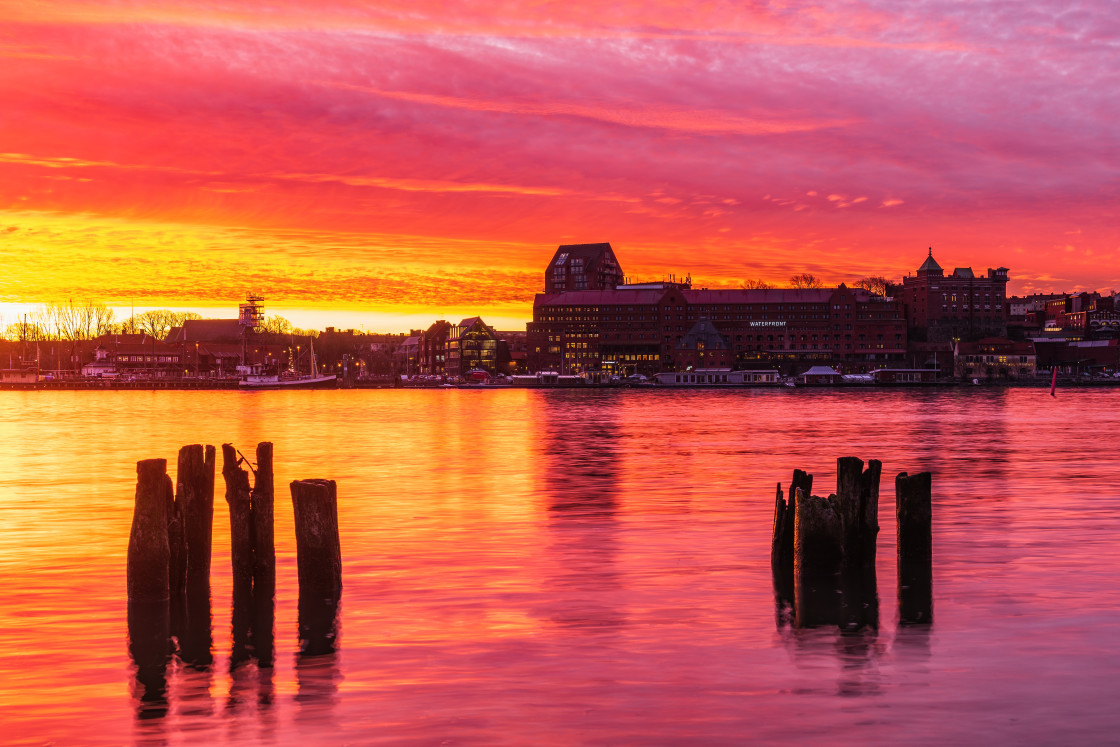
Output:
(2, 1), (1117, 331)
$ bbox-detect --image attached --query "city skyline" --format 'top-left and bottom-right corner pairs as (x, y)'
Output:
(2, 2), (1118, 332)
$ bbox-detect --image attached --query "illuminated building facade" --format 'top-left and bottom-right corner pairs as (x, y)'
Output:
(527, 264), (907, 375)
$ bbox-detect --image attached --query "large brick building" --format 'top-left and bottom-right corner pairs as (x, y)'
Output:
(526, 245), (907, 375)
(544, 243), (624, 294)
(891, 249), (1009, 342)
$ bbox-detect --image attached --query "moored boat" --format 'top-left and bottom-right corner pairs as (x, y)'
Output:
(239, 336), (337, 389)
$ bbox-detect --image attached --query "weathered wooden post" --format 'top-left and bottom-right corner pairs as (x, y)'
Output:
(793, 488), (844, 628)
(771, 468), (813, 572)
(896, 471), (933, 625)
(251, 442), (276, 667)
(177, 444), (215, 667)
(771, 469), (812, 627)
(223, 444), (254, 600)
(128, 459), (172, 604)
(291, 478), (342, 655)
(223, 444), (255, 666)
(127, 458), (172, 717)
(859, 460), (882, 568)
(831, 456), (882, 569)
(252, 442), (275, 601)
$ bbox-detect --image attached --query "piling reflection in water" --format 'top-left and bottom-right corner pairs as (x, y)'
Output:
(295, 651), (342, 724)
(177, 577), (214, 668)
(127, 599), (171, 720)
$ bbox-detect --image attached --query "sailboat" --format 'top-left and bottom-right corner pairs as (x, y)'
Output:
(239, 335), (337, 389)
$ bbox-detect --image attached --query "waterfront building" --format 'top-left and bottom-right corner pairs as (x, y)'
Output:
(674, 319), (734, 370)
(446, 317), (500, 378)
(419, 321), (452, 376)
(953, 337), (1036, 380)
(396, 334), (421, 376)
(527, 267), (906, 376)
(799, 365), (842, 385)
(1033, 339), (1119, 375)
(544, 243), (624, 294)
(88, 333), (183, 378)
(1041, 293), (1120, 339)
(497, 330), (528, 374)
(891, 249), (1009, 343)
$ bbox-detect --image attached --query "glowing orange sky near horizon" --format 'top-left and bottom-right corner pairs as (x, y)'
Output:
(1, 1), (1117, 331)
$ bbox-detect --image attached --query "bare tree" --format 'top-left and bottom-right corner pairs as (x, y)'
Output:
(42, 300), (116, 340)
(32, 305), (62, 340)
(132, 310), (202, 340)
(740, 278), (774, 290)
(4, 320), (48, 341)
(789, 272), (825, 289)
(259, 315), (293, 335)
(853, 276), (890, 296)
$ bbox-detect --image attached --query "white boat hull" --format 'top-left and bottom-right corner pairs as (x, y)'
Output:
(239, 374), (338, 389)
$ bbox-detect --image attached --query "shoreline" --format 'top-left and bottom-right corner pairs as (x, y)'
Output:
(3, 378), (1119, 392)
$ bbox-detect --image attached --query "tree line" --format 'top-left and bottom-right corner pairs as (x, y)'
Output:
(0, 301), (316, 342)
(741, 274), (890, 295)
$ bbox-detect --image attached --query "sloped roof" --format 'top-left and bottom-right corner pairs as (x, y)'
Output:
(557, 242), (613, 256)
(801, 365), (841, 376)
(535, 289), (668, 306)
(182, 319), (243, 342)
(918, 248), (943, 274)
(677, 319), (731, 351)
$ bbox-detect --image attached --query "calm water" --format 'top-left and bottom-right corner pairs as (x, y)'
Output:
(2, 388), (1120, 745)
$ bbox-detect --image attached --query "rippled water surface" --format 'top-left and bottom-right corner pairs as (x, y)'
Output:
(2, 388), (1120, 744)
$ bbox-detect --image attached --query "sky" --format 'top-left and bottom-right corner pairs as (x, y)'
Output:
(0, 1), (1117, 332)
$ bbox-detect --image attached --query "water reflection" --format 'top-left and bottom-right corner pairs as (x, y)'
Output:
(298, 593), (341, 657)
(540, 393), (625, 632)
(127, 599), (171, 720)
(177, 577), (213, 668)
(9, 389), (1120, 744)
(295, 651), (342, 721)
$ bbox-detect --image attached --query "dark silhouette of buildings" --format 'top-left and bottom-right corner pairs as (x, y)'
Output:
(527, 245), (907, 376)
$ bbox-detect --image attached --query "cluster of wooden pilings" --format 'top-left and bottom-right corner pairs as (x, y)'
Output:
(770, 457), (932, 631)
(125, 442), (342, 715)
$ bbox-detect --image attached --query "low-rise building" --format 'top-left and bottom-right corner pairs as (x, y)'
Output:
(953, 338), (1036, 380)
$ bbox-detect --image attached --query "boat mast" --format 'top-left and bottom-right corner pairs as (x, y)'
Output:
(310, 335), (317, 376)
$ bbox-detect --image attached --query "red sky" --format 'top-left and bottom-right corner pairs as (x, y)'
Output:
(1, 1), (1117, 330)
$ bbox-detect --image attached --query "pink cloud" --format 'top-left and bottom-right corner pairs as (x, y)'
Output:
(0, 1), (1116, 317)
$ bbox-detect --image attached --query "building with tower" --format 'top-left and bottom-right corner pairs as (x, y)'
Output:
(890, 249), (1009, 343)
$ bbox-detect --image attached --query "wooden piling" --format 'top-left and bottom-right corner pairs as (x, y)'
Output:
(793, 488), (844, 628)
(251, 442), (276, 667)
(770, 482), (786, 571)
(793, 488), (843, 576)
(178, 444), (215, 589)
(252, 442), (275, 602)
(896, 471), (933, 625)
(292, 478), (342, 656)
(223, 444), (254, 606)
(174, 444), (215, 667)
(127, 459), (172, 603)
(859, 460), (882, 568)
(771, 468), (813, 573)
(290, 479), (342, 599)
